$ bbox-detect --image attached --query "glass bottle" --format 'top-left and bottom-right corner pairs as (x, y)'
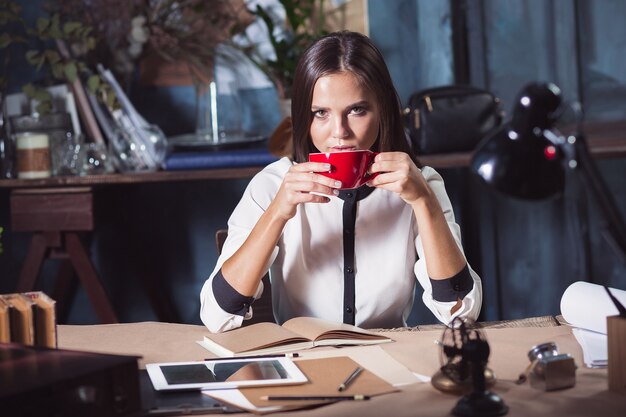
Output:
(0, 105), (17, 179)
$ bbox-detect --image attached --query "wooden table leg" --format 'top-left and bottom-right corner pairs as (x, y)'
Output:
(16, 233), (49, 293)
(65, 232), (118, 323)
(53, 260), (78, 323)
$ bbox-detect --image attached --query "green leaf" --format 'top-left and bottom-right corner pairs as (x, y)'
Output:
(23, 84), (51, 102)
(0, 32), (11, 48)
(87, 74), (100, 92)
(80, 26), (93, 39)
(22, 83), (36, 96)
(35, 90), (51, 102)
(44, 49), (61, 64)
(106, 93), (116, 110)
(85, 36), (96, 50)
(36, 17), (50, 33)
(51, 62), (64, 79)
(25, 49), (42, 65)
(35, 100), (52, 115)
(63, 21), (82, 36)
(63, 61), (78, 81)
(49, 14), (63, 39)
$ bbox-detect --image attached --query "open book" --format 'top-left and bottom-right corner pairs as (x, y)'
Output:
(198, 317), (393, 357)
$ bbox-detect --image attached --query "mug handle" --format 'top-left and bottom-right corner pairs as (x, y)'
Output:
(363, 151), (380, 181)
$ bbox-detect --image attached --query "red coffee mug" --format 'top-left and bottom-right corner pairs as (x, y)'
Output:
(309, 150), (379, 189)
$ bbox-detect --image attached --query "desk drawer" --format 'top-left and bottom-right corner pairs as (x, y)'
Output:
(10, 191), (93, 232)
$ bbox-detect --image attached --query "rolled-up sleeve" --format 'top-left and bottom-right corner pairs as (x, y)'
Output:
(412, 167), (483, 325)
(212, 269), (255, 315)
(200, 159), (287, 333)
(430, 264), (474, 302)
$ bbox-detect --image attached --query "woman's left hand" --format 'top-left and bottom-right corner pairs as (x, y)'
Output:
(367, 152), (430, 206)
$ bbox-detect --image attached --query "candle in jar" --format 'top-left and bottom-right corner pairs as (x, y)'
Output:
(16, 132), (51, 179)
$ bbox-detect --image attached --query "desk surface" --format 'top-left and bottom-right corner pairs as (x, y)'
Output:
(57, 318), (625, 417)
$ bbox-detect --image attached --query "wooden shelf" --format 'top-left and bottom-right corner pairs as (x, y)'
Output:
(0, 166), (264, 189)
(2, 120), (625, 190)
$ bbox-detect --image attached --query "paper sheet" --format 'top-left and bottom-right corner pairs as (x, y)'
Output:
(560, 281), (626, 334)
(296, 345), (419, 387)
(204, 356), (398, 414)
(204, 390), (284, 414)
(572, 328), (608, 368)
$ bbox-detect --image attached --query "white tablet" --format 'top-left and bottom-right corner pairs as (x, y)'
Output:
(145, 357), (308, 391)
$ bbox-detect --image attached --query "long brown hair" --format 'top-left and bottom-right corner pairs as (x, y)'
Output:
(290, 31), (415, 164)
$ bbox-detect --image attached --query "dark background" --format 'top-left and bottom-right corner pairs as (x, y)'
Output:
(1, 0), (625, 325)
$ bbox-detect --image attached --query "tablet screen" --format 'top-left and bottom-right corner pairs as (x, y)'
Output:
(146, 357), (307, 391)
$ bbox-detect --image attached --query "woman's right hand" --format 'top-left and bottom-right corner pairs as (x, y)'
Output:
(270, 161), (342, 220)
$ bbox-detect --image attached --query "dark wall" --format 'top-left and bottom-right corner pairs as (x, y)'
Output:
(370, 0), (626, 322)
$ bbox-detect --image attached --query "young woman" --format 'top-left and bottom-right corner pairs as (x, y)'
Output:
(200, 31), (482, 333)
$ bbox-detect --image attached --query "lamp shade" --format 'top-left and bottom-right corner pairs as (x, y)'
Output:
(470, 83), (566, 200)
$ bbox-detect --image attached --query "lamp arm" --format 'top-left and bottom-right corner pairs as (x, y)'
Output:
(573, 133), (626, 263)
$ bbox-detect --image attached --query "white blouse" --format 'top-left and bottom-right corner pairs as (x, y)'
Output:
(200, 157), (482, 333)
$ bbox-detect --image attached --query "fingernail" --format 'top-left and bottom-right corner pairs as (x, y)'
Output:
(333, 189), (340, 196)
(324, 163), (331, 171)
(334, 181), (342, 188)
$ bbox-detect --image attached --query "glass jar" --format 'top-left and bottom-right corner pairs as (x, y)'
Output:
(10, 112), (74, 176)
(0, 127), (17, 179)
(15, 131), (51, 179)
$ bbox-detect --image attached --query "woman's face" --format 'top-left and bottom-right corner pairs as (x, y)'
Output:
(309, 71), (380, 153)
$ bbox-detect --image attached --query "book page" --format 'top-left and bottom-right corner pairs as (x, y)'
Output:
(560, 281), (626, 334)
(203, 322), (309, 356)
(282, 317), (391, 342)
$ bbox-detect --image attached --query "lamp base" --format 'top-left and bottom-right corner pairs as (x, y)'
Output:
(452, 390), (509, 417)
(432, 367), (496, 395)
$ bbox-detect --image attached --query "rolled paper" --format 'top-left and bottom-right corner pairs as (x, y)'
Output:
(560, 281), (626, 334)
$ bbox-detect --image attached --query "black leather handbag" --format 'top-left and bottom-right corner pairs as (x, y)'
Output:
(404, 85), (504, 155)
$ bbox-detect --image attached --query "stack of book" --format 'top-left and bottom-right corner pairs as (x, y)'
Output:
(0, 291), (57, 348)
(164, 147), (279, 171)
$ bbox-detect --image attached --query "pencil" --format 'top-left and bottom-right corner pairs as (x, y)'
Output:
(204, 353), (300, 361)
(338, 366), (363, 391)
(260, 395), (370, 401)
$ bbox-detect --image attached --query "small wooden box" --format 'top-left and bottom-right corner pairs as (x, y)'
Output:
(608, 315), (626, 394)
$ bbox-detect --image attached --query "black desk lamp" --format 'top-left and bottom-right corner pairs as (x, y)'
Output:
(470, 82), (626, 262)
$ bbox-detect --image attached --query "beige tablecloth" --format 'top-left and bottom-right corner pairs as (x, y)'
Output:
(58, 320), (625, 416)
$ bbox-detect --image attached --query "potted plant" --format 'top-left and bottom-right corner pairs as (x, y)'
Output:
(240, 0), (329, 103)
(236, 0), (332, 156)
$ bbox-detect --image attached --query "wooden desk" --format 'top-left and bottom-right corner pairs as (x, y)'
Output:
(57, 318), (625, 417)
